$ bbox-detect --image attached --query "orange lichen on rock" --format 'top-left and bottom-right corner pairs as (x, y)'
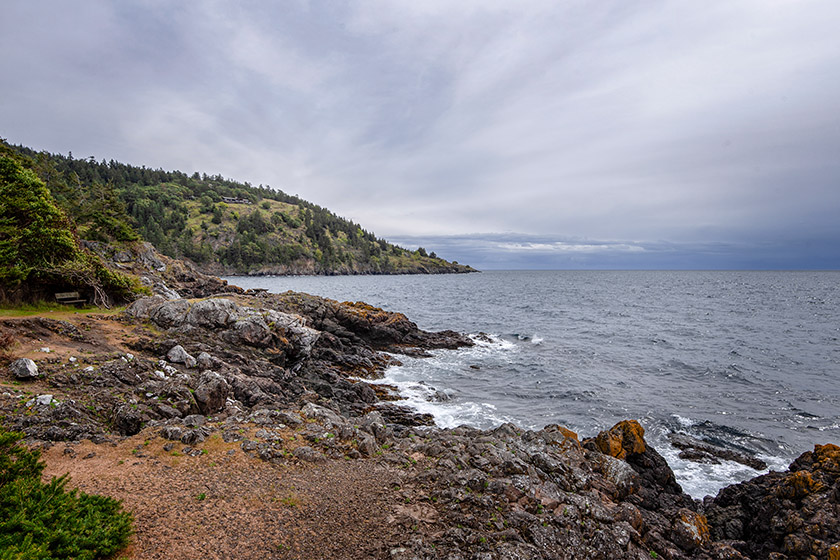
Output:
(543, 424), (582, 453)
(776, 470), (824, 501)
(555, 426), (579, 441)
(342, 301), (408, 325)
(592, 420), (646, 460)
(672, 508), (711, 550)
(812, 443), (840, 474)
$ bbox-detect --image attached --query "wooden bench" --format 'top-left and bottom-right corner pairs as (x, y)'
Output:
(55, 291), (87, 307)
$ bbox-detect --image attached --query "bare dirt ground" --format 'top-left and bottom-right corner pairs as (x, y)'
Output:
(42, 431), (408, 560)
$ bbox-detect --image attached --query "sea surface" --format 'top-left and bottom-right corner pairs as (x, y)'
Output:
(225, 270), (840, 498)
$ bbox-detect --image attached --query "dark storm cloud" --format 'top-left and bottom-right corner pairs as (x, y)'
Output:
(1, 0), (839, 268)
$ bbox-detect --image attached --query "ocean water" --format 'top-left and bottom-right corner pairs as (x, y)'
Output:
(225, 270), (840, 498)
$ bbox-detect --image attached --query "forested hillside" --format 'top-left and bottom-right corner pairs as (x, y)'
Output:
(6, 141), (474, 275)
(0, 144), (143, 304)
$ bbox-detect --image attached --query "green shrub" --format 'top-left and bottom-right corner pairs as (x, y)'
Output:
(0, 430), (133, 559)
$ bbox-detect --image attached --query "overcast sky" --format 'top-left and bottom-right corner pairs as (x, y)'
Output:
(2, 1), (839, 269)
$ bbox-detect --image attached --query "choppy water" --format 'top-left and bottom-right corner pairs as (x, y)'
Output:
(225, 270), (840, 498)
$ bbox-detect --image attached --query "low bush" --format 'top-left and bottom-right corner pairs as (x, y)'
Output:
(0, 430), (133, 559)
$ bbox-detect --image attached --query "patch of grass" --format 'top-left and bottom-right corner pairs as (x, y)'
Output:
(0, 302), (124, 318)
(196, 493), (206, 501)
(280, 494), (300, 508)
(0, 428), (133, 559)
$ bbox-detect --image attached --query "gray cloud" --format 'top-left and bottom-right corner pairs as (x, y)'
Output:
(1, 0), (838, 268)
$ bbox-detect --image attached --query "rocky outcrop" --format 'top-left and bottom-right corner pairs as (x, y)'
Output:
(704, 443), (840, 559)
(125, 296), (319, 367)
(254, 291), (473, 355)
(669, 433), (768, 470)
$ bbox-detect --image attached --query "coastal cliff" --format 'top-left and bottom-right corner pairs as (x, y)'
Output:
(1, 259), (838, 558)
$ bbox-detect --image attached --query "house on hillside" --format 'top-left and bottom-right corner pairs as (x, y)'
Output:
(220, 196), (252, 204)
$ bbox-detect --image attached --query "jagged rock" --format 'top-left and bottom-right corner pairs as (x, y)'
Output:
(193, 371), (229, 415)
(226, 315), (274, 347)
(10, 358), (39, 379)
(154, 403), (181, 419)
(669, 433), (768, 470)
(183, 414), (206, 427)
(584, 419), (646, 460)
(159, 426), (183, 441)
(705, 443), (840, 559)
(124, 295), (166, 319)
(276, 411), (303, 426)
(181, 429), (206, 445)
(113, 405), (143, 436)
(151, 298), (191, 328)
(196, 352), (214, 370)
(166, 344), (196, 368)
(671, 508), (711, 551)
(293, 446), (325, 462)
(356, 432), (377, 457)
(301, 402), (345, 426)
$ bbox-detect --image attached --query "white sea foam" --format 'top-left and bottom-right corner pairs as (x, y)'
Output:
(365, 372), (514, 429)
(360, 334), (523, 430)
(653, 418), (791, 499)
(661, 445), (766, 499)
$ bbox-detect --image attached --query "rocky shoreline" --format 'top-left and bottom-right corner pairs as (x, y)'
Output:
(1, 255), (839, 559)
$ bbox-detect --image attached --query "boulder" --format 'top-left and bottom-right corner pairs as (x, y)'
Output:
(9, 358), (39, 379)
(196, 352), (214, 370)
(301, 402), (345, 426)
(671, 508), (711, 551)
(585, 420), (646, 460)
(160, 426), (183, 441)
(26, 394), (54, 407)
(124, 295), (166, 319)
(228, 316), (274, 347)
(193, 371), (230, 415)
(167, 344), (196, 368)
(293, 446), (325, 463)
(113, 404), (143, 436)
(184, 298), (238, 329)
(150, 298), (191, 328)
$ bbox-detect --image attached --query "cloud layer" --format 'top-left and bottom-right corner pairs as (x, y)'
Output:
(2, 0), (839, 268)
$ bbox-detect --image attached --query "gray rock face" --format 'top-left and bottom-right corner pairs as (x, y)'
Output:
(301, 402), (345, 427)
(123, 295), (167, 319)
(10, 358), (39, 379)
(150, 298), (190, 327)
(184, 298), (238, 329)
(227, 316), (274, 347)
(193, 371), (230, 415)
(166, 344), (196, 368)
(125, 297), (320, 370)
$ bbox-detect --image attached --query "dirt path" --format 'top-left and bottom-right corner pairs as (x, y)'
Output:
(42, 432), (408, 559)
